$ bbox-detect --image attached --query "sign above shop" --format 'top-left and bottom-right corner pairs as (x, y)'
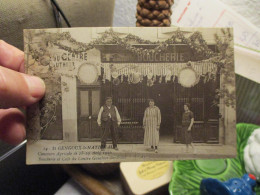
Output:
(101, 45), (190, 63)
(137, 52), (184, 62)
(49, 51), (88, 71)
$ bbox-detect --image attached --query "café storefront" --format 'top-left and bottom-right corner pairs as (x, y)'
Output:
(77, 44), (220, 144)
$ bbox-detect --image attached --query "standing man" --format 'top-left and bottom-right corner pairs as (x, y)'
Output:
(97, 97), (121, 151)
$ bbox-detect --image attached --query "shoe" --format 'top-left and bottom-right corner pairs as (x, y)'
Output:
(114, 147), (119, 151)
(155, 149), (158, 153)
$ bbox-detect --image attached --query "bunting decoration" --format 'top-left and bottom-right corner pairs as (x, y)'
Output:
(101, 60), (217, 86)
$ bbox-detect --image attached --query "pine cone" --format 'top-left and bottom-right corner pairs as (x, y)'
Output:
(136, 0), (174, 27)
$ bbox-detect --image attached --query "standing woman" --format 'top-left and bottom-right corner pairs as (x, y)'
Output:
(182, 103), (194, 150)
(143, 99), (161, 153)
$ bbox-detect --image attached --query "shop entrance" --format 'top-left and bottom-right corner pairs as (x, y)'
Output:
(77, 83), (101, 141)
(149, 83), (174, 137)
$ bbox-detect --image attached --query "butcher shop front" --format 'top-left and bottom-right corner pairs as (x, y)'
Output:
(77, 44), (220, 144)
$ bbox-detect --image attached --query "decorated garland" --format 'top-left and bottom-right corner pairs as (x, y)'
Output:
(26, 28), (231, 92)
(29, 28), (214, 62)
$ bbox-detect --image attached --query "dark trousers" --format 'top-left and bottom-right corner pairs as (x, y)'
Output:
(101, 120), (118, 148)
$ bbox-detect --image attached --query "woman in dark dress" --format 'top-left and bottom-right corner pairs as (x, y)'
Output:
(182, 103), (194, 150)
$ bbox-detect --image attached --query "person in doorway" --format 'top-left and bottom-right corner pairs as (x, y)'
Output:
(143, 99), (161, 153)
(182, 103), (194, 151)
(97, 97), (121, 151)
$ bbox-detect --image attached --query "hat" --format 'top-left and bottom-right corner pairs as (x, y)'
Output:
(105, 97), (112, 101)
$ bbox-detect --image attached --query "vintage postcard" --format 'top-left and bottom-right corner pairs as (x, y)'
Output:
(24, 27), (236, 164)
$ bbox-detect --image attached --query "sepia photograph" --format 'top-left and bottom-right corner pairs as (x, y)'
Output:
(24, 27), (236, 164)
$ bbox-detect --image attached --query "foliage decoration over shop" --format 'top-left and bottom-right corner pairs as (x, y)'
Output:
(53, 28), (214, 61)
(26, 28), (214, 62)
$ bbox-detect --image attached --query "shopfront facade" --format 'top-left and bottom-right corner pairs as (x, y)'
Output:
(76, 44), (220, 144)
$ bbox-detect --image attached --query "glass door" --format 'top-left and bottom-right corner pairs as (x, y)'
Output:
(78, 87), (101, 141)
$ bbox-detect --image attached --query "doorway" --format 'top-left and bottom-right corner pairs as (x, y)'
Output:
(77, 84), (101, 141)
(149, 83), (174, 137)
